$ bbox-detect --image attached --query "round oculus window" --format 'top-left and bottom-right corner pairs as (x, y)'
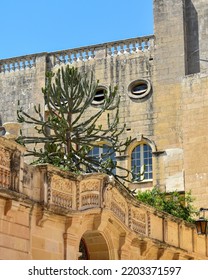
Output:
(128, 79), (151, 99)
(92, 88), (106, 105)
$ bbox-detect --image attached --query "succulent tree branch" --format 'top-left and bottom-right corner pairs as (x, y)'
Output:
(17, 66), (141, 189)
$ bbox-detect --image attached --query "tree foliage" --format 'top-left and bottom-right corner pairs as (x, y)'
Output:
(136, 187), (197, 222)
(17, 66), (137, 187)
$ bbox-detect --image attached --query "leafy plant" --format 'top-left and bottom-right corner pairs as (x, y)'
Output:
(136, 187), (197, 222)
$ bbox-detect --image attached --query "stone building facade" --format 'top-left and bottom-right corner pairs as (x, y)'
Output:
(0, 0), (208, 259)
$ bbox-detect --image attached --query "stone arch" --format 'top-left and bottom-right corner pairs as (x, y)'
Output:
(79, 230), (110, 260)
(126, 135), (157, 156)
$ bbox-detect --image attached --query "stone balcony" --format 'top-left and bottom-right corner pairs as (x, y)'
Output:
(0, 136), (208, 260)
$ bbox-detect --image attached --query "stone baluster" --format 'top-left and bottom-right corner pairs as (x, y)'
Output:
(138, 39), (143, 51)
(64, 54), (68, 64)
(73, 52), (78, 62)
(114, 45), (118, 55)
(64, 53), (68, 64)
(125, 43), (130, 54)
(21, 60), (24, 70)
(24, 60), (28, 69)
(27, 59), (31, 68)
(144, 39), (149, 50)
(91, 49), (95, 59)
(28, 60), (31, 68)
(132, 42), (137, 53)
(107, 46), (112, 56)
(22, 60), (26, 70)
(65, 52), (70, 64)
(63, 54), (67, 64)
(6, 64), (9, 72)
(12, 62), (15, 71)
(120, 44), (124, 55)
(17, 61), (21, 70)
(69, 53), (74, 63)
(85, 50), (89, 60)
(79, 51), (84, 61)
(78, 51), (83, 61)
(2, 64), (4, 73)
(2, 64), (5, 73)
(87, 50), (92, 60)
(5, 63), (9, 72)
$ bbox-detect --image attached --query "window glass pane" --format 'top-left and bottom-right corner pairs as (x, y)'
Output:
(88, 145), (116, 175)
(89, 146), (99, 157)
(131, 144), (152, 181)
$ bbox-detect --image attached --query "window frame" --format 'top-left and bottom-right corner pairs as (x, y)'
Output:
(91, 86), (107, 106)
(131, 143), (153, 182)
(128, 79), (151, 99)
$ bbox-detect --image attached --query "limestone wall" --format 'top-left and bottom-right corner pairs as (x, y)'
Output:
(0, 54), (46, 137)
(153, 0), (208, 207)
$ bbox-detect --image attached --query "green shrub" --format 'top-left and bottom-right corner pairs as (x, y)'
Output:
(136, 187), (197, 222)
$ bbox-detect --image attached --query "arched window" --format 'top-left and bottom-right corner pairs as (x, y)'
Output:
(88, 144), (116, 174)
(131, 143), (152, 181)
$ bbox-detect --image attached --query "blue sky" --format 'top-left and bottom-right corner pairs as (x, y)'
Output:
(1, 0), (153, 59)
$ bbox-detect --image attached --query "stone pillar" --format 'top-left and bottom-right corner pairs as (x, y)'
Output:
(63, 232), (79, 260)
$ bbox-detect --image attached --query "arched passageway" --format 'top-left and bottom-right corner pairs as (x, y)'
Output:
(79, 231), (109, 260)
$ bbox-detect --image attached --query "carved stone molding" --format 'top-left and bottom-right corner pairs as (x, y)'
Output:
(131, 207), (147, 235)
(0, 146), (10, 167)
(79, 179), (101, 210)
(105, 187), (128, 224)
(0, 146), (11, 188)
(79, 179), (100, 193)
(48, 174), (76, 210)
(10, 149), (21, 191)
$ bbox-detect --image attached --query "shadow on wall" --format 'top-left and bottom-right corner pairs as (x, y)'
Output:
(184, 0), (200, 75)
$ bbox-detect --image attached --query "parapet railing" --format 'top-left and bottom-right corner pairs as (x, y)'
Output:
(49, 35), (154, 67)
(0, 137), (25, 191)
(0, 145), (11, 188)
(0, 54), (38, 73)
(0, 35), (155, 73)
